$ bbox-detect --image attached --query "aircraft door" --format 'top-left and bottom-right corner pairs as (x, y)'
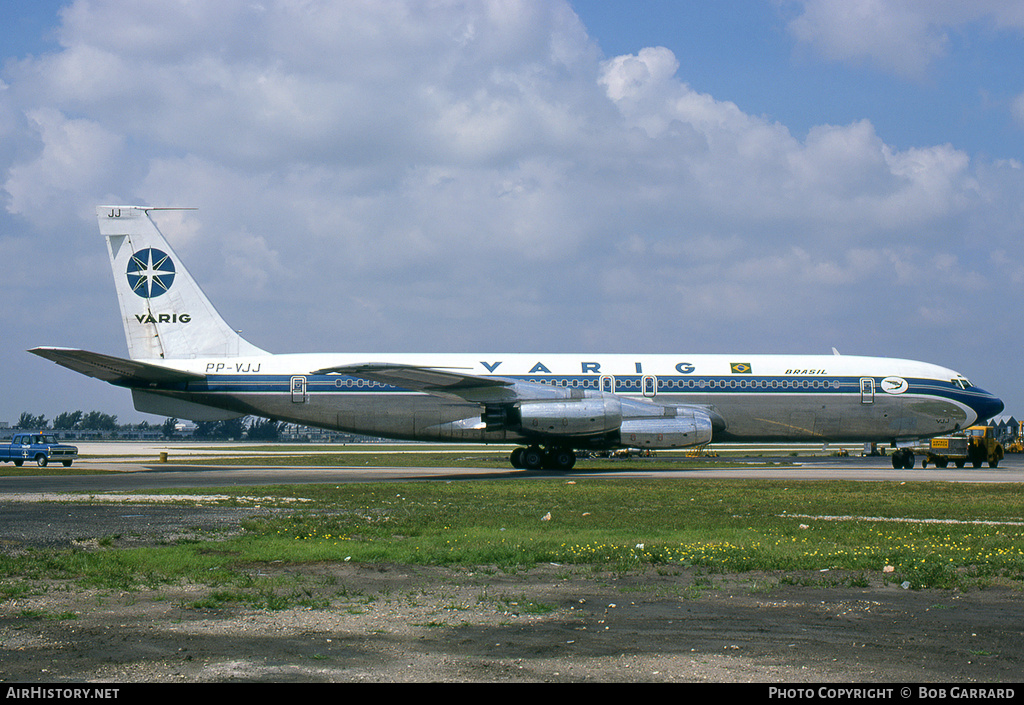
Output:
(642, 375), (657, 398)
(860, 378), (874, 404)
(291, 376), (307, 403)
(600, 375), (616, 394)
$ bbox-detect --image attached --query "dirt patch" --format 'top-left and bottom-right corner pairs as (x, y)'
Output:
(2, 562), (1022, 683)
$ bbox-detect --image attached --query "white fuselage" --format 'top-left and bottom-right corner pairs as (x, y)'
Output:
(130, 352), (996, 445)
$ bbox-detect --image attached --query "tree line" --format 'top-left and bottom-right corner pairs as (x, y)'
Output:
(12, 411), (282, 441)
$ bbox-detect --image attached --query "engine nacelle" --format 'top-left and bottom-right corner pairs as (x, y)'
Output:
(518, 397), (622, 437)
(619, 412), (713, 448)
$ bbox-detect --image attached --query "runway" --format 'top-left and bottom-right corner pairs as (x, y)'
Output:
(2, 442), (1021, 496)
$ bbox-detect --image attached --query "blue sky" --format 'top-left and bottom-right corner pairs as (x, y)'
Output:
(1, 1), (1022, 425)
(0, 2), (63, 57)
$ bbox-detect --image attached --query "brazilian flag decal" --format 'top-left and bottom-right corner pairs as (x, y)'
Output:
(730, 362), (752, 374)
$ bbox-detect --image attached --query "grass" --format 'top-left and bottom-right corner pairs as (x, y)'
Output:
(1, 479), (1022, 600)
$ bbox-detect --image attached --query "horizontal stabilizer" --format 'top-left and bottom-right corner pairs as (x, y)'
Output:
(29, 347), (205, 385)
(132, 389), (244, 421)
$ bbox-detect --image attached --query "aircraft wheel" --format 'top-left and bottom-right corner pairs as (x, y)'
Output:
(545, 448), (576, 471)
(891, 449), (915, 469)
(521, 447), (545, 471)
(510, 447), (525, 469)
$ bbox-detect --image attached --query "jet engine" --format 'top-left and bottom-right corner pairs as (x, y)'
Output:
(516, 396), (623, 437)
(483, 393), (717, 450)
(619, 411), (714, 448)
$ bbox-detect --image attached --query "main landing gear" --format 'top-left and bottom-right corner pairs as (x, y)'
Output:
(510, 445), (576, 471)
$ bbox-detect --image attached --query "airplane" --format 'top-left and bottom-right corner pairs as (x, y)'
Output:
(30, 205), (1004, 471)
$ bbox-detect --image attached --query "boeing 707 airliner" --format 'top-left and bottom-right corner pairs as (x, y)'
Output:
(31, 206), (1004, 470)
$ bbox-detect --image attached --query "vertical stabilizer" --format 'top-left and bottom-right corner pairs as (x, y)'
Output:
(98, 206), (267, 360)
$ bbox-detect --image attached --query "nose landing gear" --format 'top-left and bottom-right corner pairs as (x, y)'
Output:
(891, 447), (916, 469)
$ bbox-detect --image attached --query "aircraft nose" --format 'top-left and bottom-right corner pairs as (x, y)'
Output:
(972, 389), (1004, 422)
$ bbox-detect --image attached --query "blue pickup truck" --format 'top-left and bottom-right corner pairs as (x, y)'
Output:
(0, 433), (78, 467)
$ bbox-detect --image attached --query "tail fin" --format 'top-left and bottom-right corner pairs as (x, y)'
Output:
(98, 206), (267, 360)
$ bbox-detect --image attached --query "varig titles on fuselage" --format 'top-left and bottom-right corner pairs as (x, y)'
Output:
(483, 360), (713, 376)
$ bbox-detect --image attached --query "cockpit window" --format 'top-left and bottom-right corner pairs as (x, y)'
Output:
(952, 377), (973, 390)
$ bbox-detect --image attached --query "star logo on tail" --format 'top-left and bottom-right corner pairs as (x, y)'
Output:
(127, 248), (176, 298)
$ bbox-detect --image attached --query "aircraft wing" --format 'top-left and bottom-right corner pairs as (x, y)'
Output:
(313, 363), (519, 403)
(29, 347), (205, 385)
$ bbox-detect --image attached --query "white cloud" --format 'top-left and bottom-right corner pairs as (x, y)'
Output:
(785, 0), (1024, 78)
(3, 108), (125, 226)
(1012, 92), (1024, 128)
(595, 47), (976, 241)
(1, 2), (1003, 304)
(786, 0), (949, 78)
(2, 0), (597, 174)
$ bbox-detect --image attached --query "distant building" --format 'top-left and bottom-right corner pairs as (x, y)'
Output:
(991, 415), (1019, 444)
